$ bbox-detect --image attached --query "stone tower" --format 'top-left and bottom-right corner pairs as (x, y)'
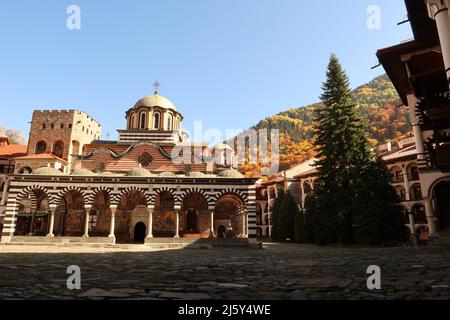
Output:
(26, 110), (102, 171)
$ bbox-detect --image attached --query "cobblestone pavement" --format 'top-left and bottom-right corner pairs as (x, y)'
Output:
(0, 243), (449, 300)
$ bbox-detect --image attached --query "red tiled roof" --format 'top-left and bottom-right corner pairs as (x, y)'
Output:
(14, 153), (67, 162)
(0, 145), (27, 157)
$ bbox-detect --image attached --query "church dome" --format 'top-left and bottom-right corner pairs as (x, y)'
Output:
(133, 93), (176, 111)
(159, 171), (176, 177)
(217, 169), (244, 178)
(187, 171), (206, 178)
(71, 168), (95, 176)
(126, 167), (152, 177)
(32, 167), (64, 176)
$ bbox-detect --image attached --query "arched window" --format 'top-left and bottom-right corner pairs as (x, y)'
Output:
(167, 114), (173, 130)
(52, 141), (64, 158)
(129, 114), (135, 129)
(139, 111), (147, 129)
(35, 141), (47, 154)
(410, 184), (423, 201)
(153, 111), (161, 130)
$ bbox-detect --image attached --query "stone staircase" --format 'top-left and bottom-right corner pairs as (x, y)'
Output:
(2, 236), (259, 250)
(144, 238), (257, 249)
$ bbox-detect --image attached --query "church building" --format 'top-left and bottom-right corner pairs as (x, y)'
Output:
(0, 85), (258, 244)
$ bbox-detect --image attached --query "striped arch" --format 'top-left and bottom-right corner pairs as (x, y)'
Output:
(16, 185), (53, 208)
(210, 188), (248, 205)
(148, 187), (178, 206)
(114, 186), (151, 206)
(54, 186), (86, 207)
(85, 187), (114, 207)
(178, 187), (213, 208)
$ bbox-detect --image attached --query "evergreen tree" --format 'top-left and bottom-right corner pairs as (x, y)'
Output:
(302, 193), (317, 243)
(295, 210), (304, 243)
(270, 188), (285, 242)
(278, 191), (299, 242)
(312, 54), (370, 244)
(310, 54), (407, 246)
(354, 158), (409, 245)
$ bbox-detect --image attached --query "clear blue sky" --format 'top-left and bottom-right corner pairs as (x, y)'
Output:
(0, 0), (412, 142)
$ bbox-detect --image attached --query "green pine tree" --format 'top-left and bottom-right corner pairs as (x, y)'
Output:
(354, 158), (409, 245)
(302, 193), (317, 243)
(270, 188), (285, 242)
(310, 54), (407, 246)
(312, 54), (370, 244)
(278, 191), (299, 242)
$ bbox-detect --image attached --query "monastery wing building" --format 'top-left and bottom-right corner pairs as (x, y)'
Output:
(0, 88), (258, 244)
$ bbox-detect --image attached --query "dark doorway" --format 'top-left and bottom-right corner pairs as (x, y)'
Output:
(217, 225), (226, 238)
(133, 222), (146, 243)
(186, 209), (197, 233)
(435, 181), (450, 231)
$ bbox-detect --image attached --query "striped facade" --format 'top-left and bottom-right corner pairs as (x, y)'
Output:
(0, 174), (258, 243)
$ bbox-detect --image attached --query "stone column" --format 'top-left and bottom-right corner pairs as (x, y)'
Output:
(300, 181), (306, 208)
(146, 205), (153, 239)
(408, 211), (418, 246)
(108, 205), (117, 239)
(0, 178), (9, 206)
(209, 210), (215, 237)
(28, 210), (36, 236)
(424, 197), (438, 236)
(241, 211), (246, 238)
(244, 213), (248, 238)
(83, 205), (91, 237)
(174, 209), (180, 238)
(47, 205), (57, 237)
(407, 95), (426, 169)
(427, 0), (450, 88)
(403, 169), (410, 201)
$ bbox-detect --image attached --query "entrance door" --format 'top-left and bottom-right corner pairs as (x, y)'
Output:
(185, 209), (197, 233)
(133, 222), (146, 243)
(435, 181), (450, 231)
(217, 225), (226, 238)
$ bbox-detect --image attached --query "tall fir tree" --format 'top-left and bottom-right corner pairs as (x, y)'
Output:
(270, 188), (285, 242)
(354, 158), (409, 245)
(310, 54), (407, 245)
(278, 191), (299, 242)
(312, 54), (370, 244)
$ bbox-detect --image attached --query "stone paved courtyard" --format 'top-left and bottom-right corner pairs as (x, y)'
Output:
(0, 243), (449, 300)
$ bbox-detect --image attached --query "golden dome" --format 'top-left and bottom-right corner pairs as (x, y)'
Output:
(133, 93), (176, 111)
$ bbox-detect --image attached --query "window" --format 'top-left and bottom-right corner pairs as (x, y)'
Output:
(60, 124), (64, 129)
(51, 123), (55, 129)
(139, 111), (147, 129)
(410, 184), (422, 201)
(89, 211), (97, 232)
(153, 111), (161, 130)
(410, 166), (419, 181)
(35, 141), (47, 154)
(52, 141), (64, 158)
(167, 114), (173, 130)
(42, 124), (46, 130)
(130, 114), (135, 129)
(68, 124), (72, 129)
(138, 152), (153, 167)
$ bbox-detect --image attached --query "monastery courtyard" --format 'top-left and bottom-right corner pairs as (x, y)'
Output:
(0, 243), (449, 300)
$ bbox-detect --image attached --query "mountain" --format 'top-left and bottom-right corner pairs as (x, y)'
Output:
(237, 74), (413, 176)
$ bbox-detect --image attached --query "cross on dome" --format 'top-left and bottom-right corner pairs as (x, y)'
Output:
(153, 80), (160, 95)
